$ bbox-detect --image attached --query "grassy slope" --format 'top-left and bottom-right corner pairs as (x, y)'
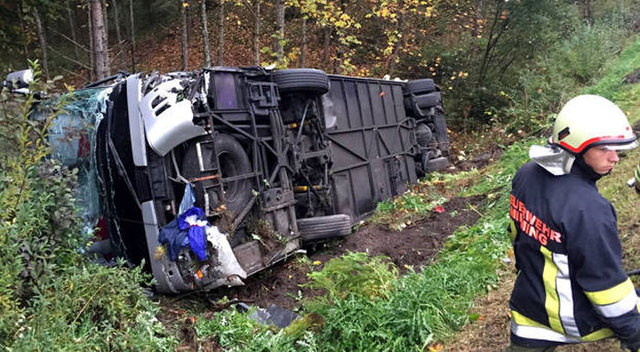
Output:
(587, 38), (640, 274)
(447, 35), (640, 352)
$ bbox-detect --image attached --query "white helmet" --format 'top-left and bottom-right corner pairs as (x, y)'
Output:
(550, 94), (637, 154)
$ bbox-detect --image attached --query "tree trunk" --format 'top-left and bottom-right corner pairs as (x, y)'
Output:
(275, 0), (285, 66)
(32, 6), (49, 80)
(300, 16), (306, 68)
(332, 0), (346, 74)
(253, 0), (260, 65)
(216, 0), (224, 66)
(112, 0), (127, 70)
(90, 0), (109, 79)
(477, 0), (507, 85)
(181, 0), (189, 70)
(88, 0), (94, 81)
(582, 0), (593, 24)
(66, 0), (80, 62)
(18, 2), (29, 62)
(477, 0), (487, 17)
(129, 0), (136, 72)
(201, 0), (212, 67)
(333, 41), (342, 74)
(102, 0), (108, 53)
(386, 0), (404, 76)
(323, 28), (331, 72)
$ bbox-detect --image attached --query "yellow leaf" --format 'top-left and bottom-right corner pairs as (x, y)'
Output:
(154, 245), (167, 259)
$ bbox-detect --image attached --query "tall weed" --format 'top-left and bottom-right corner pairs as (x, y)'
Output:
(305, 252), (398, 301)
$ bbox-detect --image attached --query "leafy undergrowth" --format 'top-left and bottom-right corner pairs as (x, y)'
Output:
(0, 65), (177, 350)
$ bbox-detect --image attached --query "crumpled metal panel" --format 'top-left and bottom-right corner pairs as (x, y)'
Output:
(139, 79), (206, 156)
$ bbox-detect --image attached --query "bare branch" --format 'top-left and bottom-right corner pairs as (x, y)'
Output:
(49, 27), (91, 53)
(239, 0), (257, 19)
(60, 66), (89, 81)
(48, 45), (92, 69)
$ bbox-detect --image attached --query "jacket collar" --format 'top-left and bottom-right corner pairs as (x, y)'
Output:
(572, 156), (602, 182)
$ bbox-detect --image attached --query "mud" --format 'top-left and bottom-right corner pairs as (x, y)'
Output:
(204, 195), (486, 310)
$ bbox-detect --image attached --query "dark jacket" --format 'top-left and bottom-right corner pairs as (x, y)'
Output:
(509, 160), (640, 348)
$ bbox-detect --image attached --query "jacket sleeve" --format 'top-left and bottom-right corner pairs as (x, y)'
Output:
(567, 199), (640, 345)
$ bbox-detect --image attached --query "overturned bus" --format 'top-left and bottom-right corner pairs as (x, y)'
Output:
(17, 67), (450, 293)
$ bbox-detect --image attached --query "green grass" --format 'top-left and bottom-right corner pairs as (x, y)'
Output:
(584, 34), (640, 105)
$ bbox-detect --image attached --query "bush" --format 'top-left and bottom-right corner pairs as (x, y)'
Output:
(14, 262), (174, 351)
(489, 16), (630, 136)
(0, 64), (176, 350)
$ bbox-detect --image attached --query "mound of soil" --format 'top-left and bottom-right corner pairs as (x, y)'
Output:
(210, 195), (486, 310)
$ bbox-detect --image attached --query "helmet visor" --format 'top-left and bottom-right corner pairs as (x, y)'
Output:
(600, 140), (639, 151)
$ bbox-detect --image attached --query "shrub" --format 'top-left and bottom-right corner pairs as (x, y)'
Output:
(14, 262), (174, 351)
(0, 63), (176, 350)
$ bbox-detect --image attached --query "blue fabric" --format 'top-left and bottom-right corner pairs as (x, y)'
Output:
(158, 218), (187, 261)
(158, 207), (209, 262)
(178, 207), (208, 261)
(178, 184), (196, 215)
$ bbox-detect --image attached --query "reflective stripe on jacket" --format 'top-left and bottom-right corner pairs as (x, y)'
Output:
(509, 161), (640, 348)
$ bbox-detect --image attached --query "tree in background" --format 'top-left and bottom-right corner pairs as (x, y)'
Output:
(201, 0), (212, 67)
(216, 0), (224, 65)
(129, 0), (136, 71)
(181, 0), (189, 70)
(275, 0), (285, 66)
(1, 0), (639, 132)
(90, 0), (108, 79)
(111, 0), (127, 70)
(253, 0), (261, 65)
(31, 5), (49, 79)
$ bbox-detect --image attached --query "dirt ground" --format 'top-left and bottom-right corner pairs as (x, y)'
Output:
(208, 195), (486, 311)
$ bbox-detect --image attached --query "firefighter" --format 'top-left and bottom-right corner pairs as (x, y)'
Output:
(507, 95), (640, 351)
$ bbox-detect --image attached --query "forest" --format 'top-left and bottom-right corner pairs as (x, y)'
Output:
(2, 0), (637, 131)
(3, 0), (640, 350)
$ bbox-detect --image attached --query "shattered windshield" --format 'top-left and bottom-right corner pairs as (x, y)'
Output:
(34, 87), (113, 239)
